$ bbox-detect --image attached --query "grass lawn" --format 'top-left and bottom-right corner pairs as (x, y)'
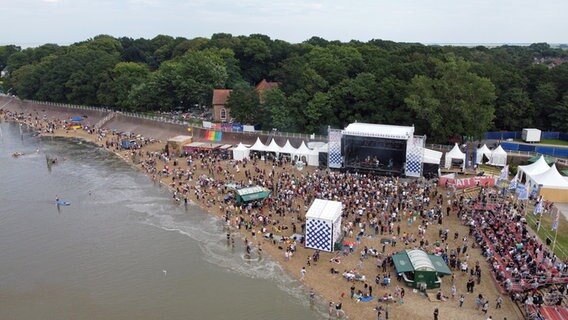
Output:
(525, 208), (568, 259)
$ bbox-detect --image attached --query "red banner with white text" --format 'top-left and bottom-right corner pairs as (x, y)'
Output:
(438, 176), (496, 189)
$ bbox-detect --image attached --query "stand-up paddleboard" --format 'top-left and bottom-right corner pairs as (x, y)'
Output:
(56, 200), (71, 206)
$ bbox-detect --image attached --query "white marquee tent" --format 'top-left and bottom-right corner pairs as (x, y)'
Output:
(305, 199), (343, 252)
(295, 141), (319, 166)
(280, 140), (297, 155)
(265, 138), (282, 154)
(476, 144), (492, 164)
(248, 137), (268, 152)
(444, 143), (466, 171)
(517, 155), (550, 180)
(528, 164), (568, 189)
(489, 145), (508, 167)
(232, 143), (250, 161)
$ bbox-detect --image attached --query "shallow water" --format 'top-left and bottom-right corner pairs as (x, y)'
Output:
(0, 121), (325, 320)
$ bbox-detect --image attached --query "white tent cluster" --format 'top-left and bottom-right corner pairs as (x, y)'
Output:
(232, 137), (327, 167)
(475, 144), (508, 167)
(517, 155), (568, 190)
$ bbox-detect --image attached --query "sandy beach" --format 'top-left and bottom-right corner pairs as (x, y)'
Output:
(1, 100), (528, 320)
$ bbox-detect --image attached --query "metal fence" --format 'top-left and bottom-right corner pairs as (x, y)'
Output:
(22, 99), (327, 141)
(500, 141), (568, 158)
(486, 130), (568, 141)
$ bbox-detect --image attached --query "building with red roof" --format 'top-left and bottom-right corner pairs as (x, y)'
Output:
(211, 79), (279, 122)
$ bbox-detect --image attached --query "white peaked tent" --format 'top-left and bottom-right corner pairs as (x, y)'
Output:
(444, 143), (466, 171)
(265, 138), (283, 154)
(232, 143), (250, 161)
(489, 145), (508, 167)
(280, 140), (298, 155)
(476, 144), (492, 164)
(528, 164), (568, 189)
(423, 148), (443, 165)
(296, 141), (319, 166)
(249, 137), (268, 152)
(517, 155), (550, 180)
(305, 199), (343, 252)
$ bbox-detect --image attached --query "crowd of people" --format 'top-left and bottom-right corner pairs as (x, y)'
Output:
(465, 187), (568, 295)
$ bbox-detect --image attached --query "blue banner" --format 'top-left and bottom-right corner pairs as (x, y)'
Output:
(232, 124), (243, 132)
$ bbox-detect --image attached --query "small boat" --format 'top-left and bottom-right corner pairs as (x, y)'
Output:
(12, 152), (24, 157)
(56, 200), (71, 206)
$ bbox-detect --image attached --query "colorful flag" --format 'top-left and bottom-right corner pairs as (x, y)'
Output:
(534, 200), (543, 215)
(499, 165), (509, 181)
(509, 176), (518, 190)
(552, 210), (560, 231)
(517, 184), (528, 200)
(530, 185), (539, 199)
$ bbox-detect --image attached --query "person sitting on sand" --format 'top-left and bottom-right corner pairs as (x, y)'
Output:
(436, 289), (448, 301)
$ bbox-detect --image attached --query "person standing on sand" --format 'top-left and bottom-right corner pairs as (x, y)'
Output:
(433, 307), (439, 320)
(496, 295), (503, 309)
(451, 284), (456, 299)
(300, 267), (306, 281)
(335, 301), (344, 318)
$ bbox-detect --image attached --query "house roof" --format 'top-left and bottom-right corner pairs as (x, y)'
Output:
(255, 79), (279, 91)
(212, 89), (232, 105)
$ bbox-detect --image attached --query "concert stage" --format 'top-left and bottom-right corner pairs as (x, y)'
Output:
(328, 123), (427, 177)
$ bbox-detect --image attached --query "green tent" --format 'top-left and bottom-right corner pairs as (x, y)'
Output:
(235, 186), (271, 203)
(392, 249), (452, 289)
(527, 154), (556, 165)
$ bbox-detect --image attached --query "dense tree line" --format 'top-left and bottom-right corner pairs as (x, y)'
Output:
(1, 34), (567, 142)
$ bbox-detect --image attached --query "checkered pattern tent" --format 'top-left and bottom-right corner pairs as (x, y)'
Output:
(305, 199), (342, 252)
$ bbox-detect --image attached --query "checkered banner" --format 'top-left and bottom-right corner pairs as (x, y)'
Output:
(328, 128), (343, 169)
(405, 135), (425, 177)
(305, 218), (333, 252)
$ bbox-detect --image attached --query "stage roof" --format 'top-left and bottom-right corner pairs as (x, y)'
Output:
(343, 123), (414, 140)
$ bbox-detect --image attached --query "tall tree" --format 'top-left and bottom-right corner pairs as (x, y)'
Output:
(405, 57), (496, 142)
(225, 84), (260, 124)
(548, 95), (568, 132)
(263, 88), (293, 131)
(97, 62), (150, 110)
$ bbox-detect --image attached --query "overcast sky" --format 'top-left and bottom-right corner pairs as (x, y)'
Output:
(2, 0), (567, 47)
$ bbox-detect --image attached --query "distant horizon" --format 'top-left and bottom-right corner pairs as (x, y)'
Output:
(3, 1), (567, 48)
(2, 38), (567, 50)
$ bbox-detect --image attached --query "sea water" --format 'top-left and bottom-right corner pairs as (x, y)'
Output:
(0, 121), (325, 320)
